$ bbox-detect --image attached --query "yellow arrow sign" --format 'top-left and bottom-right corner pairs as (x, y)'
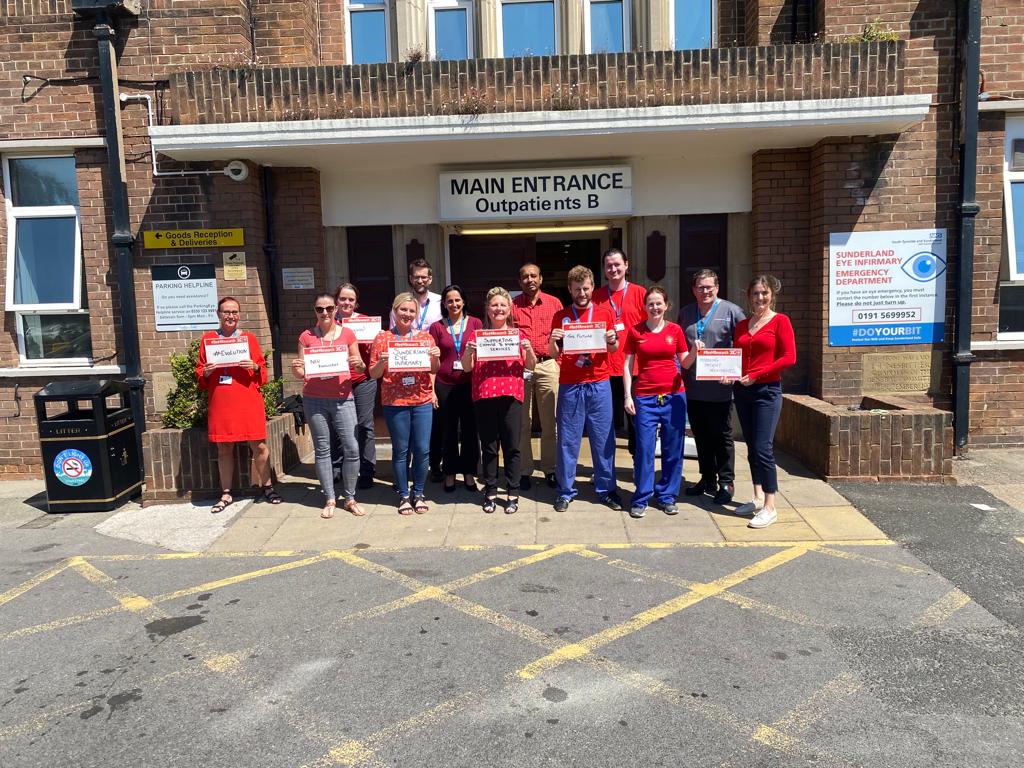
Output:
(143, 228), (244, 249)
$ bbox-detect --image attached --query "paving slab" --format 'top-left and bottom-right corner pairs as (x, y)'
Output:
(798, 505), (888, 540)
(443, 509), (538, 546)
(718, 520), (821, 542)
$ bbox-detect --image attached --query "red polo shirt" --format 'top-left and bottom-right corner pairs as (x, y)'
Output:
(593, 281), (647, 376)
(511, 290), (563, 358)
(550, 303), (616, 385)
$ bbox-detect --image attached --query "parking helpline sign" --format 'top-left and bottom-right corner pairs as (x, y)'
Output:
(828, 228), (947, 347)
(143, 228), (244, 249)
(439, 166), (632, 221)
(151, 264), (219, 332)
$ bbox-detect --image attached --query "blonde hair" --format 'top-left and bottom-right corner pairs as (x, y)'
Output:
(566, 265), (594, 286)
(485, 287), (514, 328)
(391, 291), (418, 314)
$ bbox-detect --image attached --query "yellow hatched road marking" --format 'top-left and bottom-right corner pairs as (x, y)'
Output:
(753, 672), (862, 749)
(814, 545), (932, 575)
(595, 539), (893, 549)
(0, 558), (72, 608)
(912, 588), (972, 628)
(69, 558), (156, 613)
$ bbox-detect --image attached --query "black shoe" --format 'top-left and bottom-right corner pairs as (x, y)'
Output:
(713, 483), (734, 505)
(429, 469), (444, 483)
(599, 491), (624, 511)
(357, 474), (374, 490)
(545, 472), (558, 489)
(520, 475), (532, 491)
(554, 497), (571, 512)
(684, 479), (712, 497)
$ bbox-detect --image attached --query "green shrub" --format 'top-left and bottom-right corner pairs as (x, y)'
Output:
(846, 20), (901, 43)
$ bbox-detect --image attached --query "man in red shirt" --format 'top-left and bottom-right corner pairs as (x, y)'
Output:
(511, 263), (563, 490)
(548, 265), (622, 512)
(592, 248), (647, 455)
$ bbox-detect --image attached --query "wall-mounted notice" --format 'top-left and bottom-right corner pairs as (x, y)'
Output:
(282, 268), (315, 290)
(828, 228), (946, 346)
(223, 251), (246, 280)
(151, 264), (219, 332)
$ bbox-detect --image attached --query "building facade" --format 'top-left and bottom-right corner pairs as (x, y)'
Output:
(1, 1), (1022, 483)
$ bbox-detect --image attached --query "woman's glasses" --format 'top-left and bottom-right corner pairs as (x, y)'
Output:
(314, 306), (336, 314)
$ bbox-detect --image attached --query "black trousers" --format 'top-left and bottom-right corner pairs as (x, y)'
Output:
(429, 403), (442, 474)
(474, 396), (522, 494)
(608, 375), (636, 454)
(686, 399), (735, 486)
(434, 381), (479, 476)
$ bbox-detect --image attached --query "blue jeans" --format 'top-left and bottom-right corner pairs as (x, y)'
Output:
(733, 382), (782, 494)
(304, 396), (359, 502)
(384, 403), (433, 498)
(632, 393), (687, 508)
(555, 380), (616, 500)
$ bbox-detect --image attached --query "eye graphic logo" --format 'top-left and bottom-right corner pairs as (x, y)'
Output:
(901, 251), (946, 283)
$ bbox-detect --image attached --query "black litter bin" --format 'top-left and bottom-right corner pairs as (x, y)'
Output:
(34, 380), (142, 512)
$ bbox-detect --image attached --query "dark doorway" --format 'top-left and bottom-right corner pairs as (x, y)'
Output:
(346, 226), (395, 316)
(679, 214), (728, 301)
(449, 234), (535, 316)
(534, 237), (604, 306)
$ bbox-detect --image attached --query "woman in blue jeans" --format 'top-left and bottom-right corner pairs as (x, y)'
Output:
(369, 293), (441, 515)
(292, 294), (367, 519)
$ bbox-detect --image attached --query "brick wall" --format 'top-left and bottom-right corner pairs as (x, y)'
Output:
(745, 1), (814, 46)
(253, 0), (319, 66)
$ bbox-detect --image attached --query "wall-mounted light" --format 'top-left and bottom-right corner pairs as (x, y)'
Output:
(458, 223), (612, 236)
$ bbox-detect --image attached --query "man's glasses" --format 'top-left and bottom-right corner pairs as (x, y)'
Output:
(695, 286), (717, 293)
(219, 310), (240, 316)
(314, 306), (336, 314)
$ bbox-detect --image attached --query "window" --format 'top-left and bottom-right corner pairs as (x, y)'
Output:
(347, 0), (390, 65)
(428, 0), (474, 61)
(3, 155), (92, 364)
(585, 0), (629, 54)
(498, 0), (557, 58)
(1001, 120), (1024, 336)
(671, 0), (715, 51)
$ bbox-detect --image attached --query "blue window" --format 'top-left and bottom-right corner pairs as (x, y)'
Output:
(589, 1), (626, 54)
(501, 1), (556, 57)
(348, 1), (389, 65)
(674, 0), (713, 51)
(430, 1), (473, 61)
(1012, 181), (1024, 279)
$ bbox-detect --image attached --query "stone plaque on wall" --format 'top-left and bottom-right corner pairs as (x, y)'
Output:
(862, 351), (941, 393)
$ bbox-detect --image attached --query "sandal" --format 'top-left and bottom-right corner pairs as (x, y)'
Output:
(398, 497), (414, 516)
(211, 493), (233, 514)
(320, 500), (336, 519)
(262, 485), (283, 504)
(482, 495), (497, 514)
(505, 496), (519, 515)
(413, 496), (429, 515)
(341, 498), (365, 517)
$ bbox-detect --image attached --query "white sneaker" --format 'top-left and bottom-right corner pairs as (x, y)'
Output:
(734, 498), (765, 517)
(748, 508), (778, 529)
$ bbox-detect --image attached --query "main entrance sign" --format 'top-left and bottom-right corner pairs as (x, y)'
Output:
(439, 166), (632, 221)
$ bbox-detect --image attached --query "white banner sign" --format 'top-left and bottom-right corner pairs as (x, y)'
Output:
(204, 337), (251, 368)
(439, 166), (632, 221)
(695, 349), (743, 381)
(562, 322), (607, 355)
(151, 264), (219, 332)
(388, 341), (432, 371)
(475, 329), (521, 361)
(829, 229), (947, 346)
(343, 316), (382, 343)
(303, 348), (349, 379)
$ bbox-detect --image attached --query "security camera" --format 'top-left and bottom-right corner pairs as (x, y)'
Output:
(223, 160), (249, 182)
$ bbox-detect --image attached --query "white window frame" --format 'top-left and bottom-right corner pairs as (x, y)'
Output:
(2, 153), (90, 367)
(668, 0), (718, 50)
(345, 0), (393, 66)
(999, 117), (1024, 341)
(428, 0), (475, 61)
(583, 0), (631, 54)
(496, 0), (561, 59)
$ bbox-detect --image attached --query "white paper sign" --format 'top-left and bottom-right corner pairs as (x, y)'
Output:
(343, 316), (382, 343)
(204, 336), (251, 367)
(282, 267), (315, 290)
(695, 349), (743, 381)
(562, 322), (607, 355)
(388, 341), (431, 371)
(303, 348), (350, 379)
(475, 329), (521, 361)
(151, 264), (219, 332)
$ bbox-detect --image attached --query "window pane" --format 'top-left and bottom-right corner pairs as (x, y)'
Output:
(435, 8), (469, 60)
(14, 217), (77, 305)
(502, 1), (555, 57)
(591, 1), (624, 53)
(1013, 181), (1024, 276)
(351, 9), (388, 64)
(9, 157), (78, 206)
(22, 314), (93, 360)
(675, 0), (712, 50)
(998, 285), (1024, 334)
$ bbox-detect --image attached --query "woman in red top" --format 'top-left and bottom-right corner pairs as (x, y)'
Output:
(291, 293), (366, 519)
(334, 282), (378, 489)
(622, 286), (699, 518)
(196, 296), (276, 514)
(462, 287), (536, 514)
(727, 275), (797, 529)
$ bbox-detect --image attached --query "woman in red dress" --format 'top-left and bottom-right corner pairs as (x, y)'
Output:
(195, 296), (278, 513)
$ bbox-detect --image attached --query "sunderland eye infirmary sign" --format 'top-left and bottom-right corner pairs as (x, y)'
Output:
(828, 228), (946, 346)
(439, 166), (632, 221)
(143, 228), (244, 249)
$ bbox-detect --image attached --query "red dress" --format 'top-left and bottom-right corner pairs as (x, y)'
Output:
(196, 330), (268, 442)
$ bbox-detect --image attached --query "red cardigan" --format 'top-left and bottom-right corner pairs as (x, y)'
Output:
(734, 313), (796, 384)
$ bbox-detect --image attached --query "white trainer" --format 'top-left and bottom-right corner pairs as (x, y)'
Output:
(748, 508), (778, 529)
(734, 498), (765, 517)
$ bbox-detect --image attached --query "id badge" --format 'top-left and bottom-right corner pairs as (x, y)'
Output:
(218, 375), (233, 386)
(523, 369), (534, 381)
(575, 356), (587, 368)
(401, 376), (416, 387)
(452, 359), (464, 371)
(615, 322), (626, 332)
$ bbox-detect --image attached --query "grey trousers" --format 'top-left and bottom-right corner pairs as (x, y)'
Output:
(304, 396), (359, 502)
(352, 378), (377, 478)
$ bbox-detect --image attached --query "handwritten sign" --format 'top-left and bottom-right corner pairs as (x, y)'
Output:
(343, 316), (382, 343)
(475, 329), (521, 361)
(562, 322), (607, 355)
(695, 349), (743, 381)
(204, 336), (251, 368)
(303, 348), (350, 379)
(388, 340), (432, 372)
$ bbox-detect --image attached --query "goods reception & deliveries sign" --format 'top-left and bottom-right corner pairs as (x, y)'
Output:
(828, 229), (946, 346)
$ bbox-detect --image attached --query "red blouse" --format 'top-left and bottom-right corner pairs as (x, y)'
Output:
(469, 328), (527, 402)
(734, 313), (797, 384)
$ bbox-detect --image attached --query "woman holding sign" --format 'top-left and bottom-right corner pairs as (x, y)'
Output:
(334, 282), (379, 489)
(621, 286), (698, 518)
(461, 287), (536, 514)
(197, 296), (276, 514)
(369, 293), (441, 515)
(429, 285), (482, 493)
(292, 293), (366, 519)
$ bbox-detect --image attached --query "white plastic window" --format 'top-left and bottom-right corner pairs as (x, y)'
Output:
(346, 0), (392, 65)
(584, 0), (631, 54)
(497, 0), (559, 58)
(428, 0), (474, 61)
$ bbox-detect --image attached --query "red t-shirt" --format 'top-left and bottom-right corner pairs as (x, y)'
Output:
(593, 282), (647, 376)
(369, 329), (436, 406)
(338, 312), (375, 386)
(299, 327), (357, 399)
(734, 313), (797, 384)
(622, 321), (687, 396)
(469, 328), (526, 402)
(550, 303), (616, 385)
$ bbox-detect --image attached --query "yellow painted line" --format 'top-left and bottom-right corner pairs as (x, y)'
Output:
(0, 558), (71, 608)
(439, 544), (580, 591)
(0, 605), (126, 642)
(518, 546), (812, 680)
(912, 588), (972, 628)
(814, 545), (932, 576)
(1016, 537), (1024, 545)
(760, 672), (862, 742)
(595, 539), (892, 549)
(69, 558), (156, 612)
(204, 652), (245, 673)
(150, 552), (333, 603)
(89, 551), (301, 561)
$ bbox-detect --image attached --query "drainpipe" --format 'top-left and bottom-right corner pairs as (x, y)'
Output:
(953, 0), (981, 455)
(262, 167), (283, 381)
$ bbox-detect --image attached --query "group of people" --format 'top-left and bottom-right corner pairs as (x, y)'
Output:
(196, 250), (796, 529)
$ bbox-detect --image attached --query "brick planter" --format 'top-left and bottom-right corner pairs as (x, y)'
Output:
(776, 395), (954, 482)
(142, 414), (312, 505)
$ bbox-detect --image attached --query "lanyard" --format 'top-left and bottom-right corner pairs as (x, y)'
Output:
(417, 299), (430, 330)
(696, 299), (720, 339)
(446, 316), (465, 355)
(390, 327), (414, 340)
(570, 303), (594, 323)
(607, 281), (629, 319)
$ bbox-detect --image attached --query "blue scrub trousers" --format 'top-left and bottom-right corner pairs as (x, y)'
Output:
(555, 380), (617, 500)
(631, 393), (687, 508)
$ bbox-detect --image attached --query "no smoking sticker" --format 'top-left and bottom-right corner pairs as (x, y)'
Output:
(53, 449), (93, 487)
